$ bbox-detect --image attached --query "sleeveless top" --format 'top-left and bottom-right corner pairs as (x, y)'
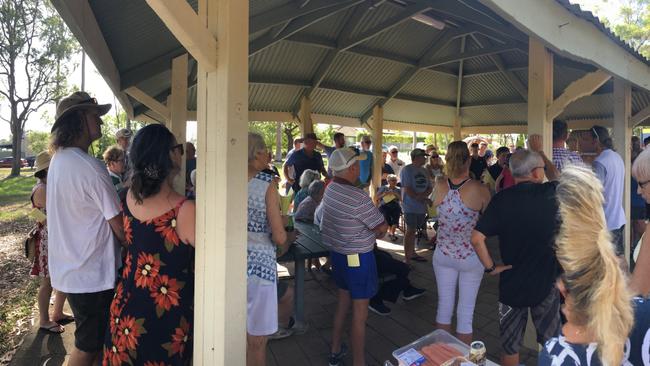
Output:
(247, 171), (276, 285)
(30, 182), (49, 277)
(103, 197), (194, 365)
(436, 179), (480, 260)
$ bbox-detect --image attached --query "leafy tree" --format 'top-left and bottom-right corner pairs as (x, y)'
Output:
(26, 130), (49, 155)
(90, 111), (135, 159)
(613, 0), (650, 58)
(0, 0), (78, 176)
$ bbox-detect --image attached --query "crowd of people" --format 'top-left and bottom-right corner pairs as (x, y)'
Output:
(26, 90), (650, 366)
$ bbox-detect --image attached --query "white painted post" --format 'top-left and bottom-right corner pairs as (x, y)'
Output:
(299, 95), (313, 135)
(275, 122), (282, 161)
(613, 78), (632, 264)
(169, 53), (188, 194)
(412, 131), (417, 150)
(371, 105), (383, 198)
(527, 37), (553, 156)
(194, 0), (248, 365)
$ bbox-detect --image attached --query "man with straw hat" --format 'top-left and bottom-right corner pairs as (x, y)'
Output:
(47, 91), (125, 366)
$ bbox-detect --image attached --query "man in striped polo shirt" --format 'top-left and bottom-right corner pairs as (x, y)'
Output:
(320, 147), (388, 366)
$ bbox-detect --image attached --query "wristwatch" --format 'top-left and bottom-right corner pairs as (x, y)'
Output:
(484, 264), (496, 273)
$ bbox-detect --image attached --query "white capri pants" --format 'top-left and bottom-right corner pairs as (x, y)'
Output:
(432, 248), (484, 334)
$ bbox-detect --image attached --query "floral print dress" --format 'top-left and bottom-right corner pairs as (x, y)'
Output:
(103, 198), (194, 366)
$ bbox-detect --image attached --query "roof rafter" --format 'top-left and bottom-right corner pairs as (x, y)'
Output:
(455, 36), (467, 116)
(421, 41), (519, 68)
(359, 27), (466, 121)
(468, 33), (527, 101)
(250, 1), (363, 56)
(250, 0), (355, 34)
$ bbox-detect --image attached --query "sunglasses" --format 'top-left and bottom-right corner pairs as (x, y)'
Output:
(171, 143), (184, 156)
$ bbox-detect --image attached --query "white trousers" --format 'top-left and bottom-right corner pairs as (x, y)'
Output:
(432, 248), (484, 334)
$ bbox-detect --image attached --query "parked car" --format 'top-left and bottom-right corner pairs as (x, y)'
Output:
(0, 157), (28, 168)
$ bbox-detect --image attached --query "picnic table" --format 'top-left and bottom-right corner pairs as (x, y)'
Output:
(277, 221), (330, 330)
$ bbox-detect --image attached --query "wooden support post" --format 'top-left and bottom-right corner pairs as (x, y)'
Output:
(275, 122), (283, 161)
(412, 131), (417, 150)
(527, 38), (553, 156)
(169, 53), (188, 194)
(370, 104), (383, 199)
(613, 78), (632, 264)
(193, 0), (248, 365)
(299, 95), (313, 135)
(453, 116), (461, 140)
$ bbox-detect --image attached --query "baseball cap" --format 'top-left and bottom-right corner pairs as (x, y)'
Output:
(410, 148), (429, 158)
(51, 91), (111, 132)
(303, 132), (320, 141)
(329, 147), (367, 171)
(116, 128), (133, 139)
(389, 145), (398, 152)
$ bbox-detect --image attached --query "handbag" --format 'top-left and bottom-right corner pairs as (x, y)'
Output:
(24, 226), (39, 261)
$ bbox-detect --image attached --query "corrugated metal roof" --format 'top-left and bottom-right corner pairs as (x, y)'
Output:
(90, 0), (188, 72)
(384, 98), (455, 125)
(249, 84), (305, 112)
(400, 69), (458, 102)
(632, 90), (650, 115)
(311, 88), (379, 117)
(298, 7), (352, 40)
(250, 41), (329, 81)
(346, 1), (401, 41)
(323, 52), (410, 92)
(559, 0), (649, 65)
(250, 0), (291, 18)
(559, 93), (614, 119)
(462, 73), (522, 104)
(362, 20), (444, 60)
(461, 103), (527, 125)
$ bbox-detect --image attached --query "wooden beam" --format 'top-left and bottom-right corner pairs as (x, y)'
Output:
(527, 37), (553, 155)
(547, 70), (611, 120)
(169, 53), (188, 194)
(632, 104), (650, 126)
(612, 78), (632, 264)
(370, 104), (383, 198)
(146, 0), (218, 72)
(249, 1), (363, 55)
(125, 87), (170, 121)
(462, 124), (527, 134)
(480, 0), (650, 91)
(455, 36), (466, 116)
(298, 95), (313, 134)
(193, 0), (248, 364)
(133, 113), (163, 124)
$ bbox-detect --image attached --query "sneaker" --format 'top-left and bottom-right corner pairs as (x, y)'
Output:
(267, 326), (293, 340)
(402, 287), (425, 301)
(328, 343), (348, 366)
(368, 300), (392, 316)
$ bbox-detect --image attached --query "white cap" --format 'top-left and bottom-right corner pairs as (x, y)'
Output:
(329, 148), (367, 171)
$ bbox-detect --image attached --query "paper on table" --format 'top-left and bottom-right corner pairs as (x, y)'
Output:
(382, 194), (396, 204)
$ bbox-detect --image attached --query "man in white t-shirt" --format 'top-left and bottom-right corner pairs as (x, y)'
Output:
(47, 91), (125, 366)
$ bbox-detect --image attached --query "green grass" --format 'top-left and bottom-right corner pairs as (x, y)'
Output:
(0, 168), (36, 224)
(0, 278), (38, 359)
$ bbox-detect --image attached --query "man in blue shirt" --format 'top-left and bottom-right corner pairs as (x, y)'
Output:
(358, 135), (373, 187)
(319, 132), (346, 176)
(283, 133), (327, 193)
(400, 148), (432, 264)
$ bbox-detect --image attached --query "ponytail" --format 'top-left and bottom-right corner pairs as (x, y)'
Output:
(555, 166), (633, 365)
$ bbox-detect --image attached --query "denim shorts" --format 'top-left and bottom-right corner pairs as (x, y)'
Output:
(330, 251), (378, 299)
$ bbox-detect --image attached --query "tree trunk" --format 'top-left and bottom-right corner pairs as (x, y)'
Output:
(284, 126), (294, 155)
(10, 125), (21, 177)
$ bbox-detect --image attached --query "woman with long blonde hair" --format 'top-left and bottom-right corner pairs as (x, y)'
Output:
(538, 165), (634, 365)
(431, 141), (491, 344)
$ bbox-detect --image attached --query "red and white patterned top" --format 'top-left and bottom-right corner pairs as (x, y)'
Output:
(436, 180), (480, 260)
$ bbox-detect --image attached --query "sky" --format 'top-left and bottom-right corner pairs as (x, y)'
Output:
(0, 0), (629, 141)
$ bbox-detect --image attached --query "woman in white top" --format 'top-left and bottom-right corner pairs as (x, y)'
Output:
(431, 141), (491, 344)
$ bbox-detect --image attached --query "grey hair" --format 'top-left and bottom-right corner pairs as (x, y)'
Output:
(387, 174), (398, 182)
(509, 149), (543, 178)
(248, 132), (267, 162)
(633, 148), (650, 183)
(299, 169), (320, 188)
(332, 168), (347, 177)
(308, 180), (325, 198)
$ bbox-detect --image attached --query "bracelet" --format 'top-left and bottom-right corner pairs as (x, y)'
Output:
(484, 263), (496, 273)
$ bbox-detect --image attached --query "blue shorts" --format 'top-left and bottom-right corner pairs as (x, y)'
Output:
(330, 251), (378, 299)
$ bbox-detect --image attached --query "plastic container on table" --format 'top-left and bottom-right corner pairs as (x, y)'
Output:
(391, 329), (499, 366)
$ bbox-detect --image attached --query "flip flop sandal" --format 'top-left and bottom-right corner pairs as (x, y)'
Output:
(410, 255), (427, 262)
(40, 324), (65, 334)
(54, 315), (75, 325)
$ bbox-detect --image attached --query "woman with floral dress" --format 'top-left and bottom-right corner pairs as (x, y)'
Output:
(103, 124), (195, 366)
(31, 151), (73, 334)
